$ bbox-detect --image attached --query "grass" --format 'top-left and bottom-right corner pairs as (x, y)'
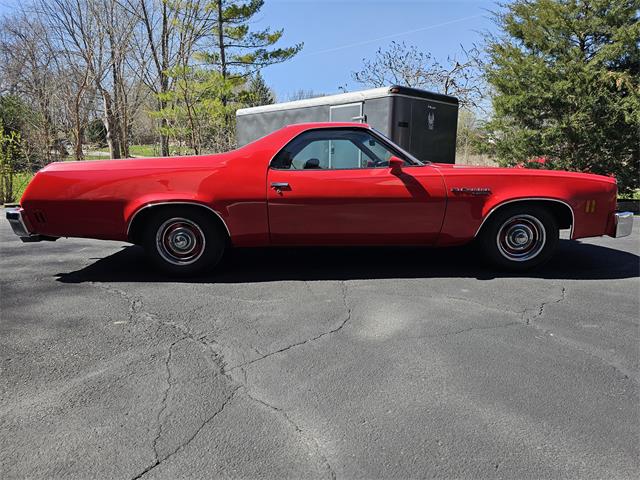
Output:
(84, 153), (111, 161)
(129, 144), (159, 157)
(94, 144), (159, 158)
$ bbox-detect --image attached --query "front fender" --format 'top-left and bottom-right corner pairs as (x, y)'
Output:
(437, 171), (617, 245)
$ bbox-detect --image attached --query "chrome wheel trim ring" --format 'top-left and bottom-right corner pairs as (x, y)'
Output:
(156, 217), (206, 266)
(496, 214), (546, 262)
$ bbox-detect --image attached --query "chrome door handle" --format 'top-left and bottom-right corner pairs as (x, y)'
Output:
(270, 182), (290, 189)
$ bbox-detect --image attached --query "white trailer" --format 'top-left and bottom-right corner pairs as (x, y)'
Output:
(235, 85), (459, 164)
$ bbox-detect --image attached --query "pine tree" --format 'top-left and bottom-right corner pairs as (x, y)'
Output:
(202, 0), (302, 81)
(242, 72), (275, 107)
(484, 0), (639, 193)
(188, 1), (300, 149)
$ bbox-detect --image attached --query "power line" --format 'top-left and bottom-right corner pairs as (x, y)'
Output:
(299, 14), (485, 58)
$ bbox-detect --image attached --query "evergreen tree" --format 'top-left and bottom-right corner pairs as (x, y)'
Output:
(241, 72), (275, 107)
(187, 1), (300, 150)
(484, 0), (639, 193)
(203, 0), (302, 80)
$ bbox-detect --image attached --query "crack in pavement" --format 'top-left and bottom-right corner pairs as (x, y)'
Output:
(89, 280), (340, 479)
(408, 287), (568, 341)
(88, 282), (154, 324)
(228, 281), (352, 371)
(88, 281), (228, 375)
(243, 388), (336, 480)
(515, 284), (637, 383)
(89, 278), (636, 480)
(521, 286), (567, 325)
(150, 338), (184, 469)
(427, 293), (524, 317)
(86, 282), (243, 477)
(411, 321), (522, 340)
(515, 286), (635, 383)
(131, 387), (241, 480)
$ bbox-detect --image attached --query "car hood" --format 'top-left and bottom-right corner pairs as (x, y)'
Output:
(431, 163), (617, 184)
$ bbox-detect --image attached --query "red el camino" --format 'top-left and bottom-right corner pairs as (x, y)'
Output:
(6, 122), (633, 275)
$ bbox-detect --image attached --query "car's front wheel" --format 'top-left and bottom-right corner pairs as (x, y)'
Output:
(142, 207), (226, 276)
(478, 205), (559, 271)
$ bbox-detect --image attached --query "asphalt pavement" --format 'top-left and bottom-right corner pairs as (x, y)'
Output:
(1, 220), (639, 479)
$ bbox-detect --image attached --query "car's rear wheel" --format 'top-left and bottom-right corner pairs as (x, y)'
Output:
(142, 207), (226, 276)
(478, 205), (559, 271)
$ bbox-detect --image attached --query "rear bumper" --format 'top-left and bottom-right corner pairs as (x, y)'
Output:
(611, 211), (634, 238)
(5, 207), (44, 242)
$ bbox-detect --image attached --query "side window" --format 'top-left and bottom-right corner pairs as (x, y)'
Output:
(291, 141), (330, 169)
(365, 138), (394, 165)
(330, 139), (362, 169)
(272, 128), (402, 170)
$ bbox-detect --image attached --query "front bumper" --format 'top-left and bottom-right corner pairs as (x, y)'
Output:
(5, 207), (43, 242)
(612, 211), (634, 238)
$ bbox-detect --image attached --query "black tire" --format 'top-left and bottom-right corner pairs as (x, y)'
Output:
(141, 206), (226, 276)
(478, 205), (559, 271)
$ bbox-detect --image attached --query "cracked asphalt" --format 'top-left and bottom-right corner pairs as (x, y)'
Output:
(1, 220), (639, 479)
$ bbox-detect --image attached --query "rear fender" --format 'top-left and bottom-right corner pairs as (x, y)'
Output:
(124, 195), (228, 239)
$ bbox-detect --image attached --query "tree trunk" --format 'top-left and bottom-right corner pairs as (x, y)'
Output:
(119, 80), (130, 158)
(217, 0), (227, 81)
(159, 2), (170, 156)
(102, 91), (121, 159)
(109, 27), (128, 159)
(160, 122), (169, 156)
(72, 76), (87, 161)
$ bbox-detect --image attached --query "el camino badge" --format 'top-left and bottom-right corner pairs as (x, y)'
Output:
(451, 187), (492, 196)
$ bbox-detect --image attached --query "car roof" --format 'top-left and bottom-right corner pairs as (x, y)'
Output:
(282, 122), (371, 131)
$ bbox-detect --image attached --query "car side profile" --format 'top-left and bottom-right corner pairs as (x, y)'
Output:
(6, 122), (633, 275)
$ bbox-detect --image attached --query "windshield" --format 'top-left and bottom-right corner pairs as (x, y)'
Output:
(371, 128), (426, 165)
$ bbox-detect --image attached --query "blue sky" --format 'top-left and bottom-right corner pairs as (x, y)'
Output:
(250, 0), (497, 99)
(0, 0), (498, 100)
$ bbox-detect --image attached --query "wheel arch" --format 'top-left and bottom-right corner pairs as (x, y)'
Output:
(127, 201), (231, 245)
(474, 198), (575, 239)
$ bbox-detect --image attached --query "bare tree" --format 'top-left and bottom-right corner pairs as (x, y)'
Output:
(56, 64), (94, 160)
(352, 41), (485, 110)
(33, 0), (136, 159)
(1, 0), (287, 161)
(0, 14), (63, 164)
(123, 0), (215, 156)
(286, 89), (326, 101)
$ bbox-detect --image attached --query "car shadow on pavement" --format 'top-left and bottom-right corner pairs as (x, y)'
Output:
(56, 239), (639, 284)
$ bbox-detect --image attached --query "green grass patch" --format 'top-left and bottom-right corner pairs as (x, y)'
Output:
(84, 153), (110, 161)
(129, 144), (159, 157)
(94, 144), (159, 158)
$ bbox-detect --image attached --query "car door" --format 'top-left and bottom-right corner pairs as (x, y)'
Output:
(266, 127), (447, 245)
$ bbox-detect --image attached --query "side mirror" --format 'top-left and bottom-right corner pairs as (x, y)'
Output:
(389, 156), (404, 171)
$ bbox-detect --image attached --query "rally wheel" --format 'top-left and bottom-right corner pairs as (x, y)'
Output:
(142, 207), (226, 276)
(478, 205), (559, 271)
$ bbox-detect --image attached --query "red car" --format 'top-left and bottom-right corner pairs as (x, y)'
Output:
(6, 122), (633, 275)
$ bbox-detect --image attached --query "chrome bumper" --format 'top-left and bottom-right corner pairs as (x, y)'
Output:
(613, 211), (634, 238)
(5, 207), (42, 242)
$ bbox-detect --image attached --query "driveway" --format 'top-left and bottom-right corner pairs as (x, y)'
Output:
(1, 221), (638, 479)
